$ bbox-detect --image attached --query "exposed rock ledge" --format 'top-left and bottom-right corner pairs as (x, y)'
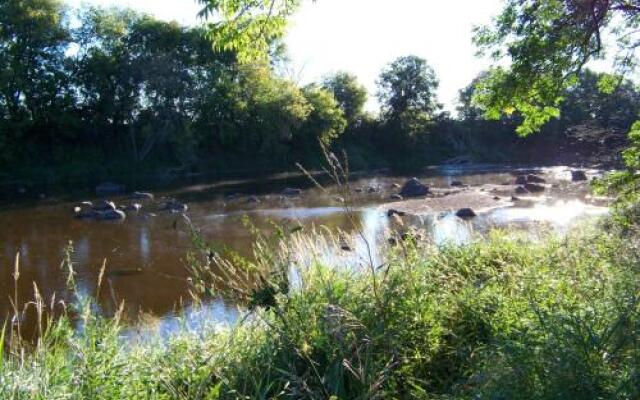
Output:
(380, 190), (508, 216)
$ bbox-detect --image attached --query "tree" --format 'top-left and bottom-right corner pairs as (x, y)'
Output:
(473, 0), (640, 136)
(377, 55), (441, 122)
(560, 70), (640, 132)
(196, 0), (302, 63)
(298, 84), (346, 147)
(322, 72), (367, 126)
(0, 0), (72, 161)
(456, 71), (490, 121)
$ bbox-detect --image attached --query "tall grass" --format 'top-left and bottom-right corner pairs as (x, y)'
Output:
(2, 215), (640, 399)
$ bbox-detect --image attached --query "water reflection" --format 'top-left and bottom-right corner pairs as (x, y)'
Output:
(0, 166), (610, 338)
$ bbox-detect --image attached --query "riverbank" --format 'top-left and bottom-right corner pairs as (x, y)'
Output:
(2, 216), (638, 398)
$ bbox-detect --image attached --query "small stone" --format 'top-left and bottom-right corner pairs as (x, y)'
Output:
(124, 203), (142, 212)
(93, 200), (117, 212)
(571, 170), (588, 181)
(164, 201), (188, 213)
(387, 208), (406, 217)
(455, 208), (476, 218)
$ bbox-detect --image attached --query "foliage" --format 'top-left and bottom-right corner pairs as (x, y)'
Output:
(377, 55), (441, 123)
(473, 0), (640, 136)
(322, 72), (368, 126)
(196, 0), (303, 63)
(0, 0), (72, 163)
(0, 2), (352, 182)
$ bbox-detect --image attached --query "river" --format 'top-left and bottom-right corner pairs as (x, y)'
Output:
(0, 165), (610, 339)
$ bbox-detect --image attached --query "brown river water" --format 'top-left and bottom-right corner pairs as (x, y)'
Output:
(0, 165), (610, 339)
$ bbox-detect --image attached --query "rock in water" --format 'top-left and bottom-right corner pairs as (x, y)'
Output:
(524, 183), (545, 193)
(96, 209), (126, 221)
(515, 175), (528, 185)
(124, 203), (142, 212)
(515, 186), (529, 195)
(455, 208), (476, 218)
(526, 174), (546, 183)
(450, 180), (464, 187)
(74, 209), (98, 219)
(164, 201), (188, 213)
(389, 194), (403, 200)
(571, 170), (588, 181)
(399, 177), (430, 198)
(93, 200), (117, 212)
(387, 209), (406, 217)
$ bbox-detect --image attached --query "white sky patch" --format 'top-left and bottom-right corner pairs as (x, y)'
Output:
(63, 0), (505, 113)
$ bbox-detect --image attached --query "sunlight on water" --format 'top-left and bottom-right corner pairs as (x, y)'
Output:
(491, 200), (608, 226)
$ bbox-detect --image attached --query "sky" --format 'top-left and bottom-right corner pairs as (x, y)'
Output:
(64, 0), (504, 112)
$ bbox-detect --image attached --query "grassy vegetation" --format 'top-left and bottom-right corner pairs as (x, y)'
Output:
(2, 214), (639, 399)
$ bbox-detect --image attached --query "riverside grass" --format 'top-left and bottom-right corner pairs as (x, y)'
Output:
(2, 222), (640, 399)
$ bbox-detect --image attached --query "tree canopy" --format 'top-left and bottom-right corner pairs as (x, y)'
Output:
(377, 55), (441, 123)
(322, 72), (368, 126)
(473, 0), (640, 136)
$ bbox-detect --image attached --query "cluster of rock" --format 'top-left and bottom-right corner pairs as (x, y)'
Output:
(74, 189), (188, 221)
(512, 174), (546, 195)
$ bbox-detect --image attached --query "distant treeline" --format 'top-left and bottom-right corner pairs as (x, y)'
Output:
(1, 0), (639, 184)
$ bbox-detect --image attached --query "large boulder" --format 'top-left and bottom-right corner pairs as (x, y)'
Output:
(399, 178), (430, 198)
(524, 183), (545, 193)
(571, 170), (588, 181)
(96, 182), (125, 196)
(526, 174), (546, 183)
